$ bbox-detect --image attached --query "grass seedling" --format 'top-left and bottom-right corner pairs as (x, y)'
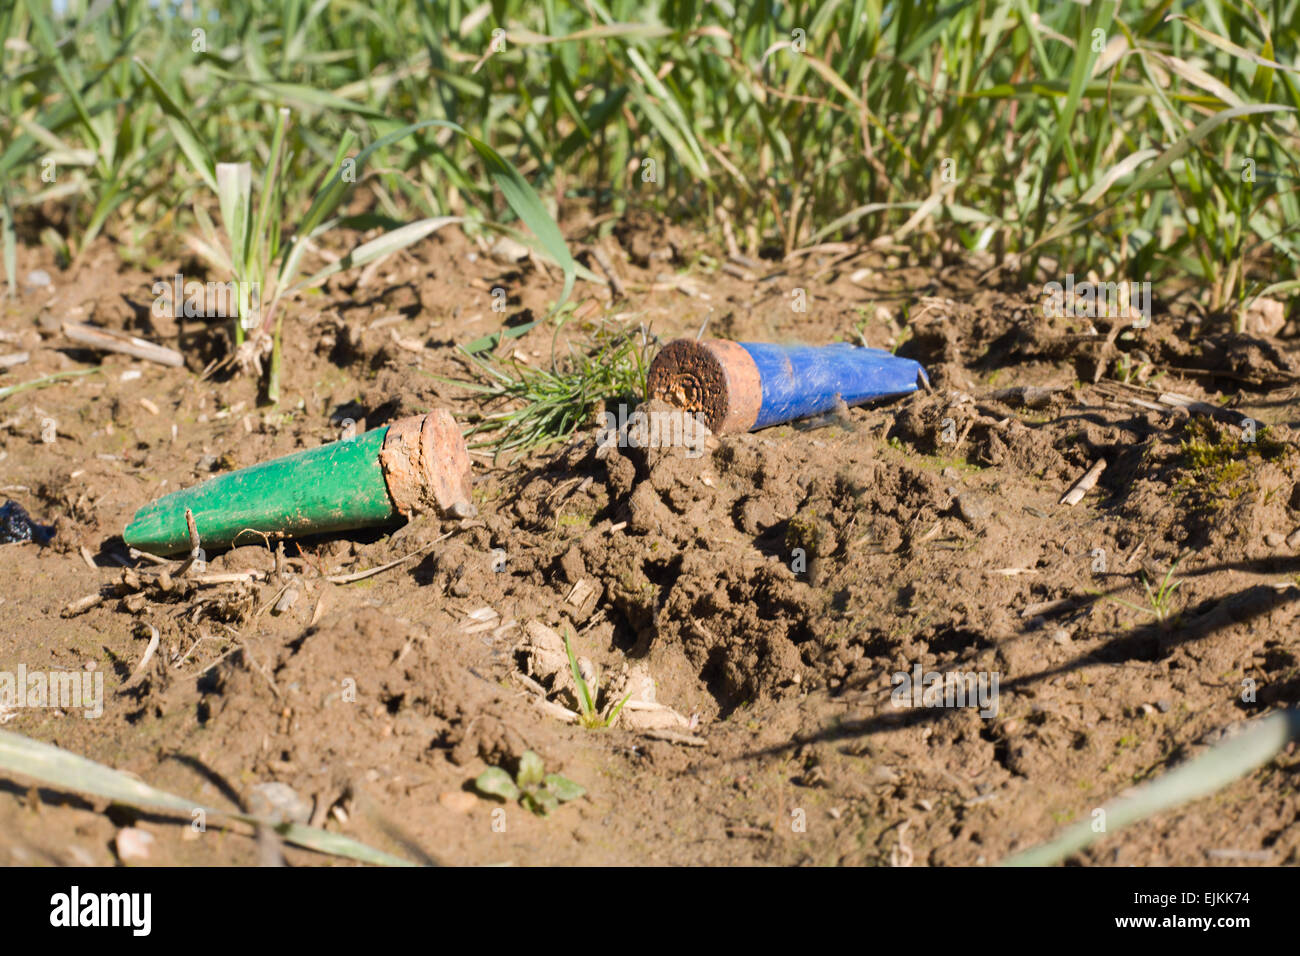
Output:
(1109, 558), (1185, 627)
(473, 750), (584, 817)
(563, 626), (631, 730)
(0, 367), (100, 402)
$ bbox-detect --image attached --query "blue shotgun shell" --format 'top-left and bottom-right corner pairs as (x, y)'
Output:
(648, 338), (928, 433)
(741, 341), (927, 429)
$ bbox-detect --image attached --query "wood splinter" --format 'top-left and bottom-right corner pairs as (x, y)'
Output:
(1060, 459), (1107, 507)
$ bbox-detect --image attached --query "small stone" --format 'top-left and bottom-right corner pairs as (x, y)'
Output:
(872, 765), (900, 784)
(26, 269), (51, 288)
(737, 496), (780, 535)
(1287, 529), (1300, 550)
(247, 782), (311, 825)
(439, 791), (477, 814)
(272, 587), (299, 615)
(941, 467), (960, 480)
(1051, 629), (1072, 646)
(1140, 702), (1157, 717)
(115, 828), (155, 862)
(448, 500), (478, 519)
(490, 237), (530, 264)
(955, 492), (992, 525)
(1155, 699), (1172, 713)
(1265, 532), (1284, 547)
(1244, 297), (1285, 337)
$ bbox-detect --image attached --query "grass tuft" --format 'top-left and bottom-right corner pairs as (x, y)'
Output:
(450, 324), (651, 459)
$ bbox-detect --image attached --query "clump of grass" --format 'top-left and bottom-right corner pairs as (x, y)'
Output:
(453, 325), (650, 459)
(563, 627), (630, 730)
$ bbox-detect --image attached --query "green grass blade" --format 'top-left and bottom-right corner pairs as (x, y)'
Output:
(132, 57), (218, 192)
(0, 193), (15, 298)
(290, 216), (463, 291)
(1001, 710), (1300, 866)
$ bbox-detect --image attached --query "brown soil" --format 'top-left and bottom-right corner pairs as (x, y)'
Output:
(2, 223), (1299, 866)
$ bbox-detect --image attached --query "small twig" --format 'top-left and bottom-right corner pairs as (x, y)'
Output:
(889, 819), (914, 867)
(639, 729), (706, 747)
(1060, 459), (1107, 506)
(61, 592), (105, 617)
(135, 569), (267, 586)
(309, 585), (331, 627)
(254, 581), (293, 619)
(173, 508), (203, 577)
(239, 637), (280, 698)
(325, 533), (450, 584)
(129, 548), (170, 566)
(192, 645), (243, 678)
(118, 625), (161, 693)
(63, 322), (183, 367)
(591, 246), (626, 301)
(1158, 391), (1249, 424)
(174, 632), (214, 669)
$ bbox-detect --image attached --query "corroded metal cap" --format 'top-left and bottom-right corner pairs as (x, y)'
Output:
(379, 410), (473, 516)
(647, 338), (762, 434)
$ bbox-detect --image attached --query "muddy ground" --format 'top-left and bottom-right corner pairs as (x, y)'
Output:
(2, 220), (1299, 866)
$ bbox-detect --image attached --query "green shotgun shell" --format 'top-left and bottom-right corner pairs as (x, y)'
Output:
(124, 410), (472, 556)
